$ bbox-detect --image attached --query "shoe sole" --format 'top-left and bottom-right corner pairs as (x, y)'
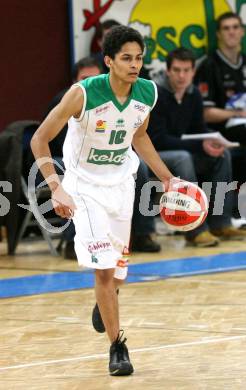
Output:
(110, 366), (134, 376)
(186, 241), (219, 248)
(219, 236), (246, 241)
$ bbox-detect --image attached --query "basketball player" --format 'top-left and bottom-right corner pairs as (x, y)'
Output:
(31, 26), (174, 376)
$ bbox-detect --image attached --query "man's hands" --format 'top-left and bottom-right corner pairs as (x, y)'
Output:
(202, 139), (225, 157)
(51, 185), (76, 219)
(234, 110), (246, 118)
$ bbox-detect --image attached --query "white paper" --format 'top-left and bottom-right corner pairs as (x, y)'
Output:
(226, 117), (246, 128)
(181, 132), (239, 148)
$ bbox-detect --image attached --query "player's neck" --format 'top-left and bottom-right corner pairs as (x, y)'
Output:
(219, 45), (241, 65)
(109, 74), (132, 104)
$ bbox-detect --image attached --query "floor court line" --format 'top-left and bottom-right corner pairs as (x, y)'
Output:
(1, 334), (246, 372)
(0, 323), (34, 336)
(0, 319), (242, 337)
(166, 278), (246, 286)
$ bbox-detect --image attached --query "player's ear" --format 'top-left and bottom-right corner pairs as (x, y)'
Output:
(104, 55), (112, 69)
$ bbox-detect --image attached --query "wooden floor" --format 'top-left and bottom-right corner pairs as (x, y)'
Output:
(1, 232), (246, 389)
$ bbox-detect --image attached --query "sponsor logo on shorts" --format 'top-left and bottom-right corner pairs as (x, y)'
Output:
(87, 147), (128, 165)
(88, 241), (112, 254)
(91, 254), (98, 263)
(95, 120), (106, 133)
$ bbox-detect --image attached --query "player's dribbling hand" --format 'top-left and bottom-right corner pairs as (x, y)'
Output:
(162, 176), (182, 193)
(51, 185), (76, 219)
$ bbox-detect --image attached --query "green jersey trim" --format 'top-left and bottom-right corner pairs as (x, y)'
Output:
(71, 83), (87, 122)
(105, 74), (133, 111)
(79, 74), (111, 111)
(132, 78), (157, 109)
(105, 74), (156, 112)
(78, 74), (156, 112)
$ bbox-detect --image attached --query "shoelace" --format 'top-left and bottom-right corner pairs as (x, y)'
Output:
(114, 330), (127, 360)
(115, 329), (126, 343)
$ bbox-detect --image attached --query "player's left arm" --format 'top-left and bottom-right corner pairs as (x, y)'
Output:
(132, 114), (174, 188)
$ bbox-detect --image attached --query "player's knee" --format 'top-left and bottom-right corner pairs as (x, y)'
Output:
(95, 268), (115, 286)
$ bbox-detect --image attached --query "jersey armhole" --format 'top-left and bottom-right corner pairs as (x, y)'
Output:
(149, 80), (158, 110)
(71, 83), (87, 121)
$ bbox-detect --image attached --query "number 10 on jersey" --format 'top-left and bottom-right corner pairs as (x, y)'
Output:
(109, 130), (126, 145)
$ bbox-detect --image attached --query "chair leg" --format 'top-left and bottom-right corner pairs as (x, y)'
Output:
(40, 226), (59, 256)
(18, 176), (62, 256)
(56, 238), (64, 254)
(16, 209), (33, 242)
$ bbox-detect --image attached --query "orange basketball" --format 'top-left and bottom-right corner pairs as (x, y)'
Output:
(159, 181), (208, 232)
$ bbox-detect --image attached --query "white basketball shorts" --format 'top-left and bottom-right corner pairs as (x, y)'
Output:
(62, 172), (135, 280)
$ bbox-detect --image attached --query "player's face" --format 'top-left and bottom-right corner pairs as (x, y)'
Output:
(217, 18), (244, 50)
(107, 42), (143, 83)
(76, 66), (101, 81)
(167, 59), (195, 93)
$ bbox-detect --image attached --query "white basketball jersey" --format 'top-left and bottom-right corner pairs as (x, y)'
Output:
(63, 73), (157, 185)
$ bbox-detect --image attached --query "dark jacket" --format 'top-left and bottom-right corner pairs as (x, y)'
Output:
(148, 77), (207, 153)
(0, 120), (39, 254)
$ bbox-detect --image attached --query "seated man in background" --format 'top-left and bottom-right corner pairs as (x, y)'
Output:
(92, 19), (121, 73)
(148, 47), (246, 247)
(195, 12), (246, 143)
(195, 12), (246, 218)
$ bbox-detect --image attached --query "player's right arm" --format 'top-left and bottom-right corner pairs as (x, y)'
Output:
(31, 86), (83, 218)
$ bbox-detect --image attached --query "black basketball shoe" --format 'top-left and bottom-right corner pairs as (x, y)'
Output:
(92, 289), (119, 333)
(109, 330), (134, 376)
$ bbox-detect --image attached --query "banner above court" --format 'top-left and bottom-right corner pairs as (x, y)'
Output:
(70, 0), (246, 75)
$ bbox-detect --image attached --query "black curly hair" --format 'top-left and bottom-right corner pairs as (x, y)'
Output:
(102, 25), (144, 59)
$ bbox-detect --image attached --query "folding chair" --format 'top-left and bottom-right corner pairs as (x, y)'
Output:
(18, 175), (62, 256)
(9, 120), (64, 256)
